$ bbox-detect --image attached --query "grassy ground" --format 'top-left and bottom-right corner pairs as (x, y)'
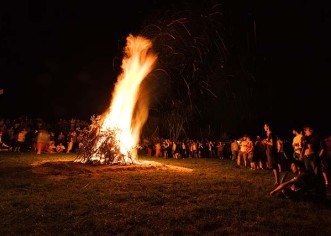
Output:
(1, 151), (331, 235)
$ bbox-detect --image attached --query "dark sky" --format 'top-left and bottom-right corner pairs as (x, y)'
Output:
(1, 0), (331, 137)
(252, 0), (331, 136)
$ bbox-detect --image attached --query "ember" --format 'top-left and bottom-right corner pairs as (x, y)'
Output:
(75, 34), (157, 165)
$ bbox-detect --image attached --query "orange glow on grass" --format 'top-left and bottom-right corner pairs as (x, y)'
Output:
(91, 34), (157, 163)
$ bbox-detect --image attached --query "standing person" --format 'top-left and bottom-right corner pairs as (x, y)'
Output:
(36, 128), (50, 155)
(301, 124), (328, 187)
(66, 130), (77, 153)
(263, 123), (280, 185)
(324, 136), (331, 189)
(254, 135), (267, 169)
(191, 140), (198, 159)
(14, 127), (28, 152)
(292, 128), (303, 161)
(208, 141), (215, 158)
(171, 140), (177, 158)
(277, 136), (288, 172)
(230, 139), (239, 161)
(217, 141), (225, 159)
(237, 135), (248, 168)
(197, 141), (204, 158)
(154, 139), (162, 157)
(246, 136), (255, 169)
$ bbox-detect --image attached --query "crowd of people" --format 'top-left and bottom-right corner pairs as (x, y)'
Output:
(142, 122), (331, 201)
(262, 123), (331, 201)
(0, 116), (89, 154)
(1, 116), (330, 201)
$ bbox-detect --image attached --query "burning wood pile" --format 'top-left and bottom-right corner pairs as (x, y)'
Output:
(74, 116), (136, 165)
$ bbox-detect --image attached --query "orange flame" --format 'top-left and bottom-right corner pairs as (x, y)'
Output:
(91, 34), (157, 163)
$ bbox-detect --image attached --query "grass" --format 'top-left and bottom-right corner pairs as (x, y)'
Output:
(1, 151), (331, 235)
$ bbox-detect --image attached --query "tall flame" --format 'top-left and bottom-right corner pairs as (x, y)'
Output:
(90, 34), (157, 163)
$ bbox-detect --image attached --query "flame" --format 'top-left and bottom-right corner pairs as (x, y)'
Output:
(89, 34), (157, 164)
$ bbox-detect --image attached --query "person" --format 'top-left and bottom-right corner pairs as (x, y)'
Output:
(230, 139), (239, 161)
(301, 124), (328, 187)
(246, 136), (255, 169)
(263, 123), (279, 185)
(237, 135), (248, 168)
(277, 136), (288, 172)
(36, 128), (50, 154)
(325, 136), (331, 189)
(155, 140), (162, 157)
(270, 160), (325, 201)
(208, 141), (216, 158)
(14, 127), (28, 152)
(47, 141), (57, 153)
(56, 142), (66, 153)
(217, 141), (225, 159)
(254, 135), (266, 169)
(66, 130), (77, 153)
(171, 140), (177, 158)
(0, 130), (11, 151)
(292, 128), (303, 161)
(57, 131), (66, 146)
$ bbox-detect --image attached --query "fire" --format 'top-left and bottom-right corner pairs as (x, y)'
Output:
(75, 34), (157, 164)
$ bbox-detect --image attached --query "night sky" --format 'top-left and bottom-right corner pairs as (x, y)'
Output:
(1, 0), (331, 137)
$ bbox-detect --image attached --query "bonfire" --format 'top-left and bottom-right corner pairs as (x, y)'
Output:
(75, 34), (157, 165)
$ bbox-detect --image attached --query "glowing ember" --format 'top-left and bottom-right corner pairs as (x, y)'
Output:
(75, 34), (157, 165)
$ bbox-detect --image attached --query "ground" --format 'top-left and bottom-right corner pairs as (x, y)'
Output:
(30, 159), (193, 180)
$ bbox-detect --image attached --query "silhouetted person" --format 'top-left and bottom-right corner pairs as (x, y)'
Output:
(270, 160), (325, 201)
(263, 123), (279, 185)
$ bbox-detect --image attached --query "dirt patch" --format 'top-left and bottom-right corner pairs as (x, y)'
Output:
(31, 160), (193, 180)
